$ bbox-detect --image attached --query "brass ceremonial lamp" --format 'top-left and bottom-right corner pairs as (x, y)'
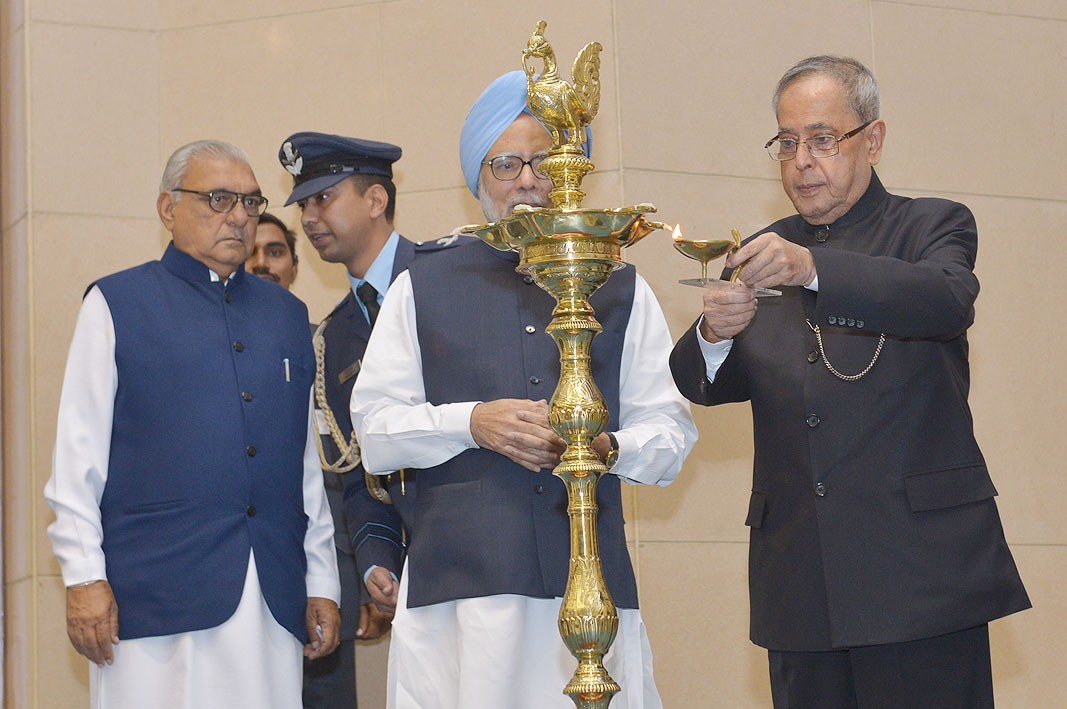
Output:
(462, 21), (668, 708)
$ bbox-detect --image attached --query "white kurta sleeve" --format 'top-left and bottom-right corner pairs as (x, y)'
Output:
(610, 273), (698, 487)
(45, 286), (116, 586)
(696, 320), (734, 382)
(351, 271), (479, 475)
(301, 389), (341, 603)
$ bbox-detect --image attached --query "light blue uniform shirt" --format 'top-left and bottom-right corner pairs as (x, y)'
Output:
(347, 230), (401, 324)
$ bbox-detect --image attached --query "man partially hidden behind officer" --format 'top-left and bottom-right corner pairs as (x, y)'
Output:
(247, 211), (299, 290)
(350, 71), (698, 709)
(46, 139), (341, 708)
(669, 56), (1029, 708)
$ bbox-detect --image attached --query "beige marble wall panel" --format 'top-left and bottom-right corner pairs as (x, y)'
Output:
(38, 575), (91, 707)
(32, 214), (166, 573)
(159, 0), (382, 30)
(3, 217), (32, 585)
(159, 6), (382, 211)
(31, 0), (156, 30)
(29, 22), (159, 219)
(953, 193), (1063, 545)
(638, 541), (770, 707)
(621, 170), (793, 339)
(393, 186), (484, 246)
(355, 634), (390, 707)
(2, 24), (27, 229)
(989, 545), (1067, 705)
(872, 3), (1066, 200)
(874, 0), (1067, 21)
(379, 1), (618, 195)
(4, 578), (32, 707)
(615, 0), (872, 178)
(636, 403), (755, 544)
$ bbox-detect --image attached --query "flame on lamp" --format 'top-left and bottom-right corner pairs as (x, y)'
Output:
(671, 224), (683, 241)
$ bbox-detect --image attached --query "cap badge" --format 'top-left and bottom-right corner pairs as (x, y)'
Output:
(282, 142), (303, 176)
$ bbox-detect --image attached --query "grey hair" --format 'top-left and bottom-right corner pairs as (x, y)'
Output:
(772, 55), (880, 123)
(159, 139), (251, 194)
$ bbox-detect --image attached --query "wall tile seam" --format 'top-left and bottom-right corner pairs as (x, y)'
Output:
(28, 19), (155, 33)
(870, 0), (1067, 24)
(2, 213), (29, 233)
(156, 2), (404, 34)
(24, 212), (160, 221)
(608, 0), (626, 209)
(622, 168), (780, 183)
(885, 187), (1067, 205)
(375, 3), (384, 143)
(21, 2), (41, 702)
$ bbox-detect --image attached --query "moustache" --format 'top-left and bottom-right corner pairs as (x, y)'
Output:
(251, 267), (280, 282)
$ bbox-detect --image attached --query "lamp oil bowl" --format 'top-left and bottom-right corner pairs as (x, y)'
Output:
(673, 225), (782, 296)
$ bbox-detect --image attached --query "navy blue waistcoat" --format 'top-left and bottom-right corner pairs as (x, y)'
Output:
(94, 243), (316, 641)
(405, 240), (639, 609)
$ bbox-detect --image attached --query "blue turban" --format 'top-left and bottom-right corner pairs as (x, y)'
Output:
(459, 70), (592, 197)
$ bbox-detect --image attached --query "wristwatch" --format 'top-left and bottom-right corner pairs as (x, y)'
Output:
(604, 432), (620, 470)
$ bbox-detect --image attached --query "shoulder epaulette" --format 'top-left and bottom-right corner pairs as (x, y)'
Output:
(413, 234), (477, 253)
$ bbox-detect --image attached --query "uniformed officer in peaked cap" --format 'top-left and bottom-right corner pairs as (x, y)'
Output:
(277, 129), (438, 708)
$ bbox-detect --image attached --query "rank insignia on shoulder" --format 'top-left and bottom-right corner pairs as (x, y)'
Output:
(414, 234), (474, 253)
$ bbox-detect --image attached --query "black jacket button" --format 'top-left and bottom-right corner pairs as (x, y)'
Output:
(247, 505), (256, 516)
(246, 445), (257, 457)
(807, 350), (819, 364)
(241, 392), (253, 402)
(523, 276), (534, 285)
(233, 341), (244, 352)
(529, 376), (542, 385)
(827, 316), (837, 325)
(225, 293), (232, 303)
(806, 414), (820, 428)
(815, 482), (826, 496)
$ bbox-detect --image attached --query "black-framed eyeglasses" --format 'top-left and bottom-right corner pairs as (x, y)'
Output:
(173, 188), (269, 216)
(765, 121), (873, 161)
(481, 154), (550, 182)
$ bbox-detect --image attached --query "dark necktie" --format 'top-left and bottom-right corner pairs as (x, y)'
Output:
(356, 282), (380, 327)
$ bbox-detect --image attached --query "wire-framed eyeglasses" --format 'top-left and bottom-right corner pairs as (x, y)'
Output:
(765, 121), (873, 161)
(173, 188), (269, 216)
(481, 154), (550, 181)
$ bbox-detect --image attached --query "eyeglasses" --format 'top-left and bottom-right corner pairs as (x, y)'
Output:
(482, 154), (550, 182)
(172, 188), (269, 216)
(765, 121), (873, 161)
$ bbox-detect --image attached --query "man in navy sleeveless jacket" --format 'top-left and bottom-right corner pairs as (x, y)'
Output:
(350, 71), (698, 709)
(45, 140), (341, 709)
(669, 57), (1029, 708)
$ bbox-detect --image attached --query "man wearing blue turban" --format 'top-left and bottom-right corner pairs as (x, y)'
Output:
(349, 71), (696, 708)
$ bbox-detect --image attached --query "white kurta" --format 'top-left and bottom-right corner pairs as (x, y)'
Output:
(352, 270), (698, 709)
(45, 286), (340, 709)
